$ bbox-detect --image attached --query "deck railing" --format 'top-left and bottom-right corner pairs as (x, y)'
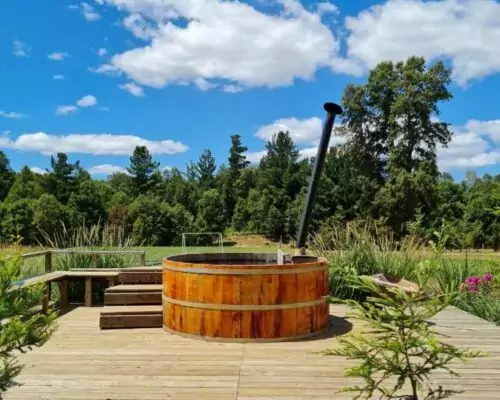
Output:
(20, 249), (147, 275)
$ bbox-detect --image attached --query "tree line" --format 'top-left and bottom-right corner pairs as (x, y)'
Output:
(0, 56), (499, 250)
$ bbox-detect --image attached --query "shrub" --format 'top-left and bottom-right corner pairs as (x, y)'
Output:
(320, 277), (485, 400)
(0, 244), (56, 396)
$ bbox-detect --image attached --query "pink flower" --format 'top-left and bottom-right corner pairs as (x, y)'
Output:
(484, 273), (493, 281)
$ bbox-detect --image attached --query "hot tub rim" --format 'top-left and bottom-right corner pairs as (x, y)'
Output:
(162, 252), (328, 271)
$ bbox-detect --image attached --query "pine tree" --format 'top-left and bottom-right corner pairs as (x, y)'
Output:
(127, 146), (160, 195)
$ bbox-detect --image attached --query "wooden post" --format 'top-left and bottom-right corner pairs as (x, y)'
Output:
(140, 252), (146, 266)
(45, 251), (52, 273)
(58, 280), (68, 309)
(42, 283), (50, 314)
(84, 277), (92, 307)
(92, 254), (99, 268)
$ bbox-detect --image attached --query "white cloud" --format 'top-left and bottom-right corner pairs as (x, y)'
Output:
(88, 164), (127, 175)
(13, 40), (29, 57)
(464, 120), (500, 143)
(222, 84), (244, 94)
(99, 106), (110, 111)
(55, 105), (78, 115)
(97, 48), (108, 56)
(81, 2), (101, 21)
(119, 82), (145, 97)
(53, 74), (65, 80)
(89, 64), (121, 75)
(0, 132), (188, 156)
(95, 0), (105, 5)
(245, 150), (267, 165)
(334, 0), (500, 85)
(435, 119), (500, 171)
(76, 95), (98, 107)
(30, 167), (47, 175)
(100, 0), (338, 91)
(256, 117), (345, 146)
(48, 52), (70, 61)
(316, 2), (338, 15)
(0, 111), (27, 119)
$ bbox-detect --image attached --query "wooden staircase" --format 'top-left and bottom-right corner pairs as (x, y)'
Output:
(99, 267), (163, 330)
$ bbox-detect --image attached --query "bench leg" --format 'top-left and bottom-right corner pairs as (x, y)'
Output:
(84, 277), (92, 307)
(107, 277), (116, 288)
(58, 280), (68, 309)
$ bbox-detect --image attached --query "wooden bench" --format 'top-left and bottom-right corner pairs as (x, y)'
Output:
(14, 270), (120, 312)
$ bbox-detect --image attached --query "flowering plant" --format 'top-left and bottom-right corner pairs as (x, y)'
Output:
(461, 273), (493, 294)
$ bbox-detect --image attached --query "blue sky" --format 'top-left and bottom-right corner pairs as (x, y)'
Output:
(2, 0), (500, 181)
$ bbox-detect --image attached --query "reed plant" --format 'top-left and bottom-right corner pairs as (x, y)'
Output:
(40, 222), (138, 271)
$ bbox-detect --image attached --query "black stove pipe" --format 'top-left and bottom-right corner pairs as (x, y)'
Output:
(296, 102), (343, 253)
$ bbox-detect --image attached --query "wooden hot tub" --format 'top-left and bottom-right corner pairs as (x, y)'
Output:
(162, 253), (330, 342)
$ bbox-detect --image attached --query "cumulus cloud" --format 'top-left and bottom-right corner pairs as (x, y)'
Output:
(245, 150), (267, 165)
(13, 40), (29, 57)
(48, 52), (70, 61)
(53, 74), (65, 80)
(88, 164), (127, 175)
(334, 0), (500, 85)
(76, 95), (98, 107)
(0, 111), (28, 119)
(0, 132), (188, 156)
(55, 105), (78, 115)
(97, 48), (108, 56)
(30, 167), (47, 175)
(99, 0), (339, 91)
(255, 116), (346, 159)
(119, 82), (145, 97)
(56, 95), (98, 115)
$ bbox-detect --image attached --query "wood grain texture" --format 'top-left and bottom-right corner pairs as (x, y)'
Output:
(163, 255), (329, 341)
(5, 305), (500, 400)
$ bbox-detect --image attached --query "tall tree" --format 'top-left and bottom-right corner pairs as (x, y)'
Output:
(5, 167), (43, 202)
(224, 135), (250, 221)
(195, 149), (216, 189)
(127, 146), (160, 195)
(44, 153), (80, 204)
(0, 151), (15, 201)
(341, 57), (453, 234)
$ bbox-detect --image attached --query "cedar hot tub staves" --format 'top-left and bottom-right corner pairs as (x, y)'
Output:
(162, 253), (330, 342)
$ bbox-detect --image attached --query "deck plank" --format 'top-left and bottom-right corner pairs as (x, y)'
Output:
(5, 305), (500, 400)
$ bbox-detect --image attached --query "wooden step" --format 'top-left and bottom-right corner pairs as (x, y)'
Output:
(106, 284), (162, 293)
(104, 284), (162, 305)
(118, 271), (162, 285)
(99, 305), (162, 329)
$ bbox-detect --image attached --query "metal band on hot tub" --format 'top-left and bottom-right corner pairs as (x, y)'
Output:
(162, 294), (327, 311)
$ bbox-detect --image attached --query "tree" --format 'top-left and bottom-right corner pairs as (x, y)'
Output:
(340, 57), (453, 234)
(1, 200), (36, 244)
(224, 135), (251, 223)
(195, 189), (226, 234)
(0, 245), (56, 395)
(68, 180), (107, 227)
(194, 149), (217, 189)
(0, 151), (15, 202)
(44, 153), (80, 204)
(5, 167), (43, 203)
(127, 146), (160, 195)
(33, 194), (70, 237)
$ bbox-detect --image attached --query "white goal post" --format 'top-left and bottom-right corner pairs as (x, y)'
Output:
(181, 232), (224, 254)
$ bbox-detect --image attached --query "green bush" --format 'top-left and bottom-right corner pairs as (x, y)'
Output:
(0, 244), (56, 395)
(320, 276), (485, 400)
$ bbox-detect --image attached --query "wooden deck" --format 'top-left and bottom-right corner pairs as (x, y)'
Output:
(5, 305), (500, 400)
